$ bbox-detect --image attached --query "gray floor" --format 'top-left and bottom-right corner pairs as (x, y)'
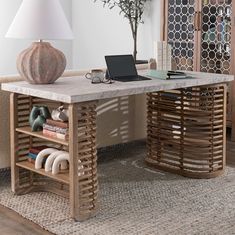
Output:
(0, 205), (52, 235)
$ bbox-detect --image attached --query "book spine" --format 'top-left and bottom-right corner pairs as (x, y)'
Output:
(43, 129), (68, 140)
(28, 153), (37, 160)
(154, 41), (163, 70)
(29, 149), (42, 155)
(167, 44), (172, 70)
(29, 146), (47, 154)
(162, 41), (167, 70)
(46, 119), (68, 128)
(43, 123), (68, 135)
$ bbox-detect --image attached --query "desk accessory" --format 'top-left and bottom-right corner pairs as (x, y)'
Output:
(51, 106), (69, 122)
(35, 148), (58, 170)
(6, 0), (73, 84)
(29, 106), (51, 132)
(85, 69), (114, 84)
(85, 69), (106, 84)
(105, 54), (151, 82)
(44, 150), (68, 172)
(35, 148), (83, 176)
(147, 70), (192, 80)
(51, 152), (69, 175)
(167, 71), (189, 79)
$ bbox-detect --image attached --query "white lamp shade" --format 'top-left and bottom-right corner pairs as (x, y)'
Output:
(6, 0), (74, 40)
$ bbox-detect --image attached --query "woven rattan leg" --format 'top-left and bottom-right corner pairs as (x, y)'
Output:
(69, 102), (99, 221)
(10, 93), (20, 193)
(146, 84), (227, 179)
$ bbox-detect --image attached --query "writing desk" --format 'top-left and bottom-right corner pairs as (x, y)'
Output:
(2, 71), (234, 221)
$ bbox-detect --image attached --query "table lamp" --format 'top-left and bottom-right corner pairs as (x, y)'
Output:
(6, 0), (74, 84)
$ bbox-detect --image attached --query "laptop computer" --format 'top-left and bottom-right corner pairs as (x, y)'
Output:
(105, 55), (151, 82)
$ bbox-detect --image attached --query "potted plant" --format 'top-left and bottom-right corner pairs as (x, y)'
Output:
(94, 0), (151, 63)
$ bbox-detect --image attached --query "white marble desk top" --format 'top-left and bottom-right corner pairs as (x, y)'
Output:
(2, 71), (234, 103)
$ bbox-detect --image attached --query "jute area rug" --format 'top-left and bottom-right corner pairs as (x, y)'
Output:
(0, 142), (235, 235)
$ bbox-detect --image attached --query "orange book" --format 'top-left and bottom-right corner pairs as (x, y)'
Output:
(46, 119), (68, 128)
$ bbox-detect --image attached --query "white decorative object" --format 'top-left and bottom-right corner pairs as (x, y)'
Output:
(5, 0), (73, 84)
(45, 150), (66, 172)
(35, 148), (69, 173)
(35, 148), (57, 170)
(52, 153), (70, 175)
(51, 153), (84, 176)
(51, 106), (69, 122)
(154, 41), (172, 70)
(85, 69), (106, 84)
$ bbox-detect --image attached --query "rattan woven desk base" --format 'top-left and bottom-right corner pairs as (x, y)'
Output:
(146, 84), (227, 179)
(9, 83), (227, 222)
(10, 94), (98, 221)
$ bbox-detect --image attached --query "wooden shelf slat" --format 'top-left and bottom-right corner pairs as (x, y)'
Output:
(16, 126), (69, 146)
(16, 161), (69, 185)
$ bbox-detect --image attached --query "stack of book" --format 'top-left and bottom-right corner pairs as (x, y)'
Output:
(43, 119), (69, 140)
(154, 41), (172, 70)
(27, 146), (47, 164)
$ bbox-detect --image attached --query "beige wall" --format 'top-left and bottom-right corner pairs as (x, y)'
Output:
(72, 0), (162, 70)
(97, 95), (146, 147)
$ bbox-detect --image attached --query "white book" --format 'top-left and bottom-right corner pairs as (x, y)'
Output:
(162, 42), (167, 70)
(154, 41), (172, 70)
(167, 44), (172, 70)
(154, 41), (163, 70)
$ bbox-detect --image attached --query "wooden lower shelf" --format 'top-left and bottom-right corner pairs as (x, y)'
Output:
(16, 126), (69, 146)
(16, 161), (69, 185)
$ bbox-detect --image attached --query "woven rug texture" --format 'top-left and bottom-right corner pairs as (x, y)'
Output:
(0, 142), (235, 235)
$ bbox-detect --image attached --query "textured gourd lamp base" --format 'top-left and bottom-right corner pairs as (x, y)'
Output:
(17, 42), (66, 84)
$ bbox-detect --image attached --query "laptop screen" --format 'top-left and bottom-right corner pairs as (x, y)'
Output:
(105, 55), (138, 79)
